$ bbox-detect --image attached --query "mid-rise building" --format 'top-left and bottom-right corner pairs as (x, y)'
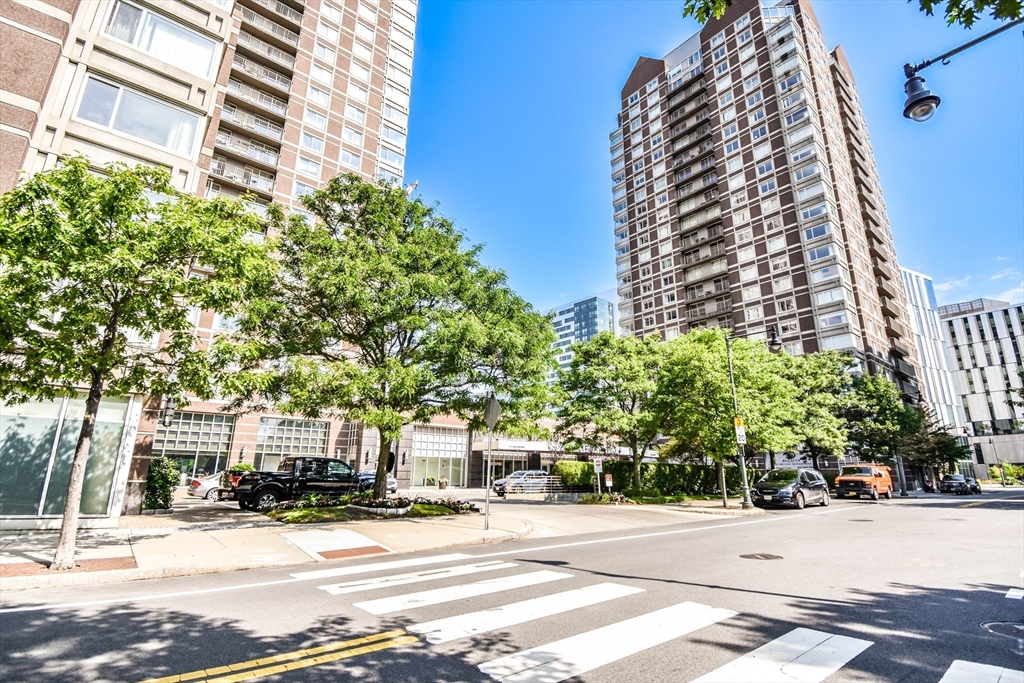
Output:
(0, 0), (419, 528)
(939, 298), (1024, 474)
(901, 268), (964, 430)
(547, 295), (616, 380)
(611, 0), (920, 399)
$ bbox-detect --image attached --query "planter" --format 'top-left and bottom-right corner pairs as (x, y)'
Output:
(438, 482), (448, 490)
(349, 504), (413, 516)
(141, 508), (173, 515)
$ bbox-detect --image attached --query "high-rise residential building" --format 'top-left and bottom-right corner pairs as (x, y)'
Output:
(611, 0), (920, 399)
(938, 298), (1024, 474)
(901, 268), (964, 430)
(547, 295), (616, 380)
(0, 0), (419, 527)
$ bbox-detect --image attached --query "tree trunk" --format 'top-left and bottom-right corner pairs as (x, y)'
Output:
(372, 431), (394, 500)
(717, 459), (727, 508)
(633, 448), (642, 492)
(51, 378), (104, 571)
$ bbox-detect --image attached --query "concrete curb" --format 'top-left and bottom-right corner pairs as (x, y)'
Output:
(663, 505), (766, 517)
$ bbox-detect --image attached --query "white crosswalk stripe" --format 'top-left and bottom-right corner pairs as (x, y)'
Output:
(354, 570), (573, 615)
(939, 660), (1024, 682)
(409, 582), (645, 644)
(478, 601), (736, 683)
(318, 561), (517, 595)
(691, 627), (873, 683)
(1004, 588), (1024, 599)
(290, 553), (473, 581)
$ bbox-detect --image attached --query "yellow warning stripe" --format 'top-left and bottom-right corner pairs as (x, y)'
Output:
(138, 630), (411, 683)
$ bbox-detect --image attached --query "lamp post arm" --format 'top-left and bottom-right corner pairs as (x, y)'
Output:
(904, 17), (1024, 78)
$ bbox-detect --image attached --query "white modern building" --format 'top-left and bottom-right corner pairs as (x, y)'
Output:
(547, 295), (616, 381)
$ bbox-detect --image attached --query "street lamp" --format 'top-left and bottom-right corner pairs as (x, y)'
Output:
(902, 18), (1023, 122)
(725, 325), (782, 510)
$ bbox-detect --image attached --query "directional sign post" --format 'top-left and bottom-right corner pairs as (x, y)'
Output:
(735, 426), (747, 445)
(484, 394), (502, 531)
(593, 458), (603, 495)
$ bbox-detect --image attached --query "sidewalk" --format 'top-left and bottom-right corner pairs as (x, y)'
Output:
(0, 489), (736, 593)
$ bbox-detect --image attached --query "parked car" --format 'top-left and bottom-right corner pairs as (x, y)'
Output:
(187, 473), (222, 500)
(751, 468), (830, 509)
(835, 464), (894, 500)
(221, 457), (364, 510)
(504, 470), (551, 494)
(939, 474), (978, 495)
(493, 476), (511, 497)
(355, 471), (398, 494)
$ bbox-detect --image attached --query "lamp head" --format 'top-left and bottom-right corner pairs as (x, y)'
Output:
(767, 326), (783, 353)
(903, 75), (940, 122)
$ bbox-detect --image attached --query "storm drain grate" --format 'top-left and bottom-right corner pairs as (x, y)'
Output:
(849, 519), (874, 522)
(740, 553), (783, 560)
(981, 622), (1024, 640)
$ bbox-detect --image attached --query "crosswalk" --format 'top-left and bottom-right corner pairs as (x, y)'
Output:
(291, 555), (1020, 682)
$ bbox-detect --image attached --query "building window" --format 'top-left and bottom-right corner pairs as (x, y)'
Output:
(350, 62), (371, 83)
(725, 140), (740, 154)
(321, 3), (342, 22)
(295, 182), (316, 198)
(820, 312), (848, 327)
(301, 132), (324, 153)
(747, 91), (763, 107)
(807, 245), (834, 262)
(379, 146), (405, 168)
(348, 82), (369, 103)
(341, 150), (361, 169)
(315, 43), (336, 62)
(778, 298), (796, 312)
(746, 305), (764, 321)
(744, 75), (761, 91)
(308, 87), (331, 107)
(756, 160), (774, 176)
(382, 125), (407, 146)
(154, 412), (235, 478)
(304, 108), (327, 130)
(75, 76), (199, 156)
(768, 236), (786, 252)
(773, 276), (793, 292)
(816, 288), (846, 305)
(785, 107), (809, 126)
(104, 1), (217, 79)
(740, 266), (757, 282)
(311, 64), (333, 85)
(255, 418), (328, 471)
(794, 163), (820, 181)
(812, 265), (841, 283)
(298, 157), (321, 179)
(317, 22), (339, 42)
(804, 223), (831, 241)
(343, 126), (364, 145)
(770, 255), (789, 271)
(801, 203), (828, 221)
(759, 179), (776, 195)
(345, 104), (366, 124)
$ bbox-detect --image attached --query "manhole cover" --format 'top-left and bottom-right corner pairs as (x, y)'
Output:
(740, 553), (783, 560)
(849, 519), (874, 522)
(981, 622), (1024, 640)
(939, 518), (967, 522)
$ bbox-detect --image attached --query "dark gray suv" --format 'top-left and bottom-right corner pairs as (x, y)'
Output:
(751, 468), (830, 509)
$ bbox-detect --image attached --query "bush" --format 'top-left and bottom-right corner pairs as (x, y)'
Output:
(143, 456), (178, 510)
(230, 463), (256, 472)
(580, 493), (631, 505)
(551, 461), (595, 488)
(602, 461), (756, 496)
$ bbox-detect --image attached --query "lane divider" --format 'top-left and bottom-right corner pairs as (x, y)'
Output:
(138, 629), (416, 683)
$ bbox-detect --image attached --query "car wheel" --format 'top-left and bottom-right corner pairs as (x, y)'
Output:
(795, 492), (805, 510)
(206, 489), (219, 501)
(820, 490), (830, 506)
(884, 488), (892, 499)
(870, 488), (879, 501)
(238, 501), (250, 511)
(254, 490), (280, 510)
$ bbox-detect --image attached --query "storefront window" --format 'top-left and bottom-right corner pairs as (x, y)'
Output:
(153, 412), (234, 481)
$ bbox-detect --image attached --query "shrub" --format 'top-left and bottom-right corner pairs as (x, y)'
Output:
(230, 463), (256, 472)
(580, 493), (631, 505)
(143, 456), (178, 510)
(602, 461), (756, 496)
(551, 461), (595, 488)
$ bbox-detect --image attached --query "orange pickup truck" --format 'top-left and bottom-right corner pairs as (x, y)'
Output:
(835, 464), (894, 500)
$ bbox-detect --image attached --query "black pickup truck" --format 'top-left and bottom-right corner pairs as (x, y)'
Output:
(221, 457), (366, 510)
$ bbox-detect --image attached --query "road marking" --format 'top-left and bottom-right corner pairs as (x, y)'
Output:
(409, 582), (645, 644)
(939, 659), (1024, 682)
(137, 629), (413, 683)
(691, 627), (873, 682)
(318, 561), (518, 595)
(478, 601), (735, 682)
(281, 529), (389, 561)
(1005, 588), (1024, 599)
(354, 570), (573, 615)
(961, 499), (1024, 508)
(290, 553), (473, 581)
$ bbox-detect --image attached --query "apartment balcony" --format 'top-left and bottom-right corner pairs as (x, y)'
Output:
(209, 155), (275, 197)
(864, 220), (885, 245)
(889, 342), (911, 359)
(894, 357), (917, 379)
(677, 139), (715, 164)
(240, 0), (303, 29)
(240, 6), (299, 48)
(214, 128), (280, 169)
(712, 299), (732, 314)
(867, 237), (887, 260)
(877, 277), (897, 300)
(231, 54), (291, 93)
(884, 317), (907, 339)
(237, 30), (295, 70)
(872, 258), (893, 281)
(879, 295), (898, 318)
(897, 378), (922, 402)
(857, 181), (877, 211)
(220, 105), (285, 143)
(682, 242), (727, 266)
(226, 78), (288, 118)
(685, 282), (729, 302)
(861, 203), (882, 228)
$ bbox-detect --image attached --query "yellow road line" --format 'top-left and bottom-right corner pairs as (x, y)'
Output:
(138, 630), (409, 683)
(960, 500), (993, 508)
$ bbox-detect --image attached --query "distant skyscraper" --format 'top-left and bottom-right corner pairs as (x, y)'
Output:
(610, 0), (921, 401)
(548, 295), (616, 380)
(901, 268), (964, 429)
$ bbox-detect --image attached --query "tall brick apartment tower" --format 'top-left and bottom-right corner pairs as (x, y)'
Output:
(0, 0), (419, 524)
(612, 0), (921, 397)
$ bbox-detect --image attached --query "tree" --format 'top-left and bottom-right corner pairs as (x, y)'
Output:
(554, 332), (668, 492)
(841, 374), (922, 463)
(222, 174), (555, 499)
(681, 0), (1022, 27)
(660, 330), (802, 506)
(0, 157), (271, 570)
(781, 351), (854, 470)
(900, 407), (971, 471)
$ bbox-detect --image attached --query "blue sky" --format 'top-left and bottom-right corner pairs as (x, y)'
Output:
(403, 1), (1024, 313)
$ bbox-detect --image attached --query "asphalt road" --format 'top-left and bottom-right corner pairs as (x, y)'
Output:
(2, 490), (1022, 683)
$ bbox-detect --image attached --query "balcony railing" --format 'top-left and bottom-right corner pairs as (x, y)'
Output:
(227, 78), (287, 117)
(237, 30), (295, 69)
(244, 0), (303, 26)
(220, 105), (284, 141)
(215, 129), (280, 167)
(209, 155), (275, 194)
(241, 6), (299, 45)
(232, 54), (291, 92)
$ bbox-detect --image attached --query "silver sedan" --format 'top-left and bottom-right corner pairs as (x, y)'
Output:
(186, 473), (222, 500)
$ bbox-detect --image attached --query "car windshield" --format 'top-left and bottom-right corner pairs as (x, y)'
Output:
(508, 471), (528, 478)
(279, 458), (295, 472)
(840, 467), (873, 476)
(943, 475), (964, 481)
(758, 469), (799, 484)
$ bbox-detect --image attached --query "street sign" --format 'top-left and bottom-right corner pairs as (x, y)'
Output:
(485, 394), (502, 430)
(593, 458), (603, 472)
(735, 425), (747, 445)
(734, 417), (744, 427)
(604, 474), (612, 488)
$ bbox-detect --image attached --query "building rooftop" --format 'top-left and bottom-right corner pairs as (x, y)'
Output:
(938, 298), (1012, 319)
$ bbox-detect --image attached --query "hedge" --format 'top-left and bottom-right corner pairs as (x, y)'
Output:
(551, 461), (595, 488)
(601, 461), (756, 496)
(143, 456), (178, 510)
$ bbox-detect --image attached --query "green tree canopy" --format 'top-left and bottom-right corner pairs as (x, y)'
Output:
(681, 0), (1021, 27)
(554, 332), (669, 492)
(780, 350), (854, 469)
(221, 174), (556, 498)
(899, 407), (971, 471)
(0, 157), (272, 569)
(841, 374), (922, 463)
